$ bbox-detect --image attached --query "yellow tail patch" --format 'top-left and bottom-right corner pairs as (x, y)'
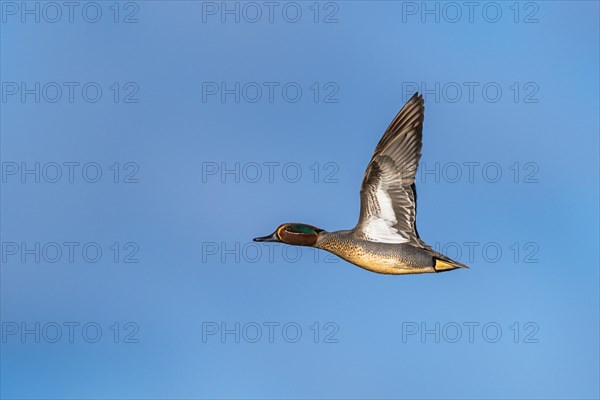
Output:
(434, 259), (460, 272)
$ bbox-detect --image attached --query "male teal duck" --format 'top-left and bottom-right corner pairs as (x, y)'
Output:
(254, 93), (469, 275)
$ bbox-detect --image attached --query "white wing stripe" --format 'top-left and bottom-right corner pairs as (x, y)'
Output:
(362, 185), (409, 244)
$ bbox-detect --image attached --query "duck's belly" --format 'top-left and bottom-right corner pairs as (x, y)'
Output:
(317, 239), (435, 275)
(339, 251), (434, 275)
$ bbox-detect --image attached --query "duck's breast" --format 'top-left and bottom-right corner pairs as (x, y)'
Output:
(316, 232), (435, 275)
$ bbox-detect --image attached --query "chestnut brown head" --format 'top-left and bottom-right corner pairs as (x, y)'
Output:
(253, 223), (324, 247)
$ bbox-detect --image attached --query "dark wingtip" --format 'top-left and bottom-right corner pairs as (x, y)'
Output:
(408, 92), (424, 106)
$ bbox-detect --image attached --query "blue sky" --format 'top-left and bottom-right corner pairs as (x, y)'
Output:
(1, 1), (599, 399)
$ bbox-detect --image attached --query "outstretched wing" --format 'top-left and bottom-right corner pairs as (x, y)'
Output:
(355, 93), (427, 246)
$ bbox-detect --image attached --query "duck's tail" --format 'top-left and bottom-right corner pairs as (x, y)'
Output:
(433, 256), (470, 273)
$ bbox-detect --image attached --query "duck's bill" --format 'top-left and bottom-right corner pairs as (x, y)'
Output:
(253, 231), (279, 242)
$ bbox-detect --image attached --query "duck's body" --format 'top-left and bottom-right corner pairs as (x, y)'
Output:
(316, 231), (460, 274)
(254, 92), (468, 275)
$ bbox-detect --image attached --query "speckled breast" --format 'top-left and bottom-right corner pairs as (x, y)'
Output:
(315, 232), (436, 275)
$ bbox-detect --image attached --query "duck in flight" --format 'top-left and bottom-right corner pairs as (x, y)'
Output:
(254, 93), (468, 274)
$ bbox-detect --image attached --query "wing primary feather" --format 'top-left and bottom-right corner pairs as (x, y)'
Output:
(355, 93), (427, 245)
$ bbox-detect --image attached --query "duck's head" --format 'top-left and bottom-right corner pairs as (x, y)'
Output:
(253, 223), (324, 246)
